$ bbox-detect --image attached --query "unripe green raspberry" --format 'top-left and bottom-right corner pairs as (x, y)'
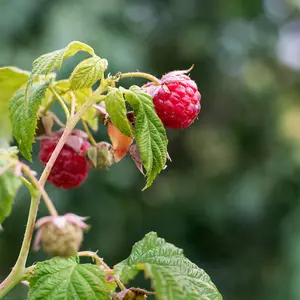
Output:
(34, 214), (89, 257)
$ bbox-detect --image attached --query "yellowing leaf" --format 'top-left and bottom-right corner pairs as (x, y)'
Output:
(0, 67), (29, 147)
(64, 41), (95, 58)
(0, 147), (22, 224)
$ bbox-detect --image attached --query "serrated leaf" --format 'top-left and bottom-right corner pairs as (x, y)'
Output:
(29, 255), (116, 300)
(64, 41), (95, 58)
(70, 56), (107, 90)
(114, 232), (222, 300)
(28, 41), (95, 89)
(105, 88), (132, 137)
(0, 67), (30, 147)
(122, 86), (168, 189)
(55, 80), (98, 131)
(9, 82), (50, 160)
(29, 50), (64, 86)
(0, 148), (22, 224)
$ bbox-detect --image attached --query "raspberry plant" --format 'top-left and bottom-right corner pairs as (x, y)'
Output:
(0, 41), (221, 300)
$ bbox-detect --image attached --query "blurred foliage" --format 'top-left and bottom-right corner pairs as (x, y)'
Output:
(2, 0), (300, 299)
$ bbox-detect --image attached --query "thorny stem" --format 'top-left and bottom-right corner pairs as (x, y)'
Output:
(118, 72), (161, 85)
(81, 118), (97, 147)
(78, 251), (126, 291)
(0, 87), (107, 299)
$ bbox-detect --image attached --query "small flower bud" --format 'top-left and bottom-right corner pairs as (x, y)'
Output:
(34, 214), (89, 257)
(86, 142), (115, 169)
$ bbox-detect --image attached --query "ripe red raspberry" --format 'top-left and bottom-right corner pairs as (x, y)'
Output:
(39, 131), (91, 189)
(143, 70), (201, 129)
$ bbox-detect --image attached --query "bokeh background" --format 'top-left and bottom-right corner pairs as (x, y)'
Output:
(2, 0), (300, 299)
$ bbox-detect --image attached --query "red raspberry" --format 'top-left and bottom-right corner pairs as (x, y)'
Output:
(39, 132), (91, 189)
(143, 70), (201, 129)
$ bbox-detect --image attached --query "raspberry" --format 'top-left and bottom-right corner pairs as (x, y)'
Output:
(39, 131), (91, 189)
(143, 70), (201, 129)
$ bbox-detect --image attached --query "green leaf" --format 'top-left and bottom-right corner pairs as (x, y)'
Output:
(105, 88), (132, 137)
(70, 56), (108, 90)
(29, 255), (115, 300)
(122, 86), (168, 189)
(0, 67), (30, 147)
(28, 41), (95, 88)
(0, 147), (22, 224)
(114, 232), (222, 300)
(64, 41), (95, 58)
(29, 50), (64, 85)
(9, 82), (50, 160)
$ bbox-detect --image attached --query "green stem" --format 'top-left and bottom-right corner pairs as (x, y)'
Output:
(49, 86), (70, 121)
(78, 251), (126, 291)
(21, 164), (58, 217)
(0, 88), (107, 299)
(119, 72), (161, 85)
(81, 118), (97, 147)
(21, 177), (35, 194)
(0, 191), (39, 298)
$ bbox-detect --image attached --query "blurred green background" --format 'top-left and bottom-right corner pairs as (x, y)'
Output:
(2, 0), (300, 299)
